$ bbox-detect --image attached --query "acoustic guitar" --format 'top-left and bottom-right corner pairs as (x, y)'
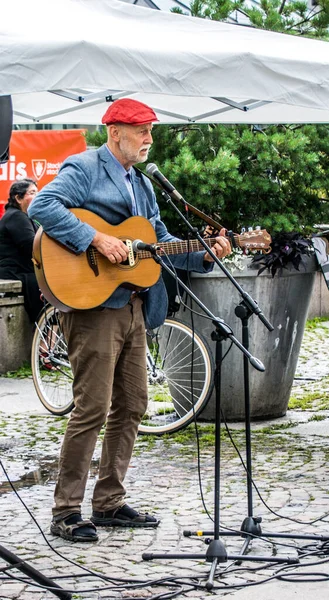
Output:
(32, 208), (272, 312)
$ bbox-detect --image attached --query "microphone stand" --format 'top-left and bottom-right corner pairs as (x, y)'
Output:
(0, 544), (71, 599)
(160, 191), (329, 556)
(141, 192), (301, 589)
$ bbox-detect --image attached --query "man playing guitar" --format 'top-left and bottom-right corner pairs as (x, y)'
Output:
(28, 98), (231, 542)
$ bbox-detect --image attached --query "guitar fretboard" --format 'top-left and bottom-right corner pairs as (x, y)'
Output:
(138, 238), (222, 258)
(88, 238), (222, 264)
(88, 229), (270, 262)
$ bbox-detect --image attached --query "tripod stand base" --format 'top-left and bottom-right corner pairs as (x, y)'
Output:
(142, 551), (299, 564)
(183, 522), (329, 566)
(185, 529), (329, 542)
(142, 546), (299, 590)
(205, 539), (227, 561)
(241, 516), (262, 536)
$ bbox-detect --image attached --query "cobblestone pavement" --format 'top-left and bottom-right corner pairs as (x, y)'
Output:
(1, 322), (329, 599)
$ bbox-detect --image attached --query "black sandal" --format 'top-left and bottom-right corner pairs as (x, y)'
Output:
(50, 512), (98, 542)
(91, 504), (160, 528)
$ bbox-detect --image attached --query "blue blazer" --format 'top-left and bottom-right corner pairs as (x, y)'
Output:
(28, 144), (212, 328)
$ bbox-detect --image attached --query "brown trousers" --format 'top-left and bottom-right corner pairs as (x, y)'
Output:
(52, 298), (147, 518)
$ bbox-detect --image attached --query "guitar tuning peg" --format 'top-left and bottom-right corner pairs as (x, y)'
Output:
(248, 226), (253, 232)
(255, 225), (261, 230)
(241, 227), (246, 233)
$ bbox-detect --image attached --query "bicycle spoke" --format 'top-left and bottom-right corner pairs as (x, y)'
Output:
(31, 306), (74, 415)
(140, 318), (214, 435)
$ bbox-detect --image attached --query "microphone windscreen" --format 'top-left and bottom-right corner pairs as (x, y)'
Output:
(146, 163), (158, 176)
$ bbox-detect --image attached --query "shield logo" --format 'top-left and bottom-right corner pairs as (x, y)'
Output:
(32, 159), (47, 181)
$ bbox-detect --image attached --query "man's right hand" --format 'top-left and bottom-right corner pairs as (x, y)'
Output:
(92, 231), (130, 264)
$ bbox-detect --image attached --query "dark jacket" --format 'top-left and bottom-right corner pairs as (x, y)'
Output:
(0, 205), (42, 322)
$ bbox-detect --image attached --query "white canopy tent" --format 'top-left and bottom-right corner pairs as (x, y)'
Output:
(1, 0), (329, 125)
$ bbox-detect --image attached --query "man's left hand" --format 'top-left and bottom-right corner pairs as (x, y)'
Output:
(203, 228), (232, 262)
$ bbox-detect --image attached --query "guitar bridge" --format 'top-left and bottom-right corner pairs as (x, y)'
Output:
(87, 247), (99, 277)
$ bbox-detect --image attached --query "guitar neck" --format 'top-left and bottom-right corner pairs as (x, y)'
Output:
(140, 238), (220, 258)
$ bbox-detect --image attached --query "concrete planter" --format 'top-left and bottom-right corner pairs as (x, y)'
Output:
(176, 256), (317, 421)
(0, 280), (33, 374)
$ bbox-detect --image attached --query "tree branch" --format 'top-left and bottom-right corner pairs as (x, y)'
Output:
(278, 0), (287, 16)
(285, 8), (324, 32)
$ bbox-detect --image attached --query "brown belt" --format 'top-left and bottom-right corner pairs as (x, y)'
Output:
(88, 292), (140, 311)
(129, 291), (139, 302)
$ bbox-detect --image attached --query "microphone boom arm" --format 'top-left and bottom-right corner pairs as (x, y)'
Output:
(159, 188), (274, 333)
(142, 164), (226, 233)
(151, 251), (265, 372)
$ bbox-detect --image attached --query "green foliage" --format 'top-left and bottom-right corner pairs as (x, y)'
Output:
(189, 0), (245, 21)
(3, 361), (32, 378)
(305, 316), (329, 330)
(149, 123), (329, 237)
(189, 0), (329, 38)
(85, 127), (107, 148)
(309, 414), (327, 421)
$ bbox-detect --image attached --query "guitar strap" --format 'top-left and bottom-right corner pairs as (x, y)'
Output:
(134, 166), (228, 234)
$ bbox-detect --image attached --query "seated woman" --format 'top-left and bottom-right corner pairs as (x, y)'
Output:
(0, 178), (44, 323)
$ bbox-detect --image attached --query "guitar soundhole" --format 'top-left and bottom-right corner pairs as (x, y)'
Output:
(117, 255), (139, 270)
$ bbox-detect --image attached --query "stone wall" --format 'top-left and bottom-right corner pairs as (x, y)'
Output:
(308, 271), (329, 319)
(0, 280), (33, 374)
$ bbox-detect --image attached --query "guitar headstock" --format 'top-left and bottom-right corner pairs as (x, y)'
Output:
(202, 223), (272, 253)
(235, 228), (272, 253)
(203, 224), (219, 238)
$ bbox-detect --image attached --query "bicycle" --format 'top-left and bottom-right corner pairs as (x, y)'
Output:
(31, 304), (215, 435)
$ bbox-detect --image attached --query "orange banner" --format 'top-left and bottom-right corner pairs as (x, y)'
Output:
(0, 130), (87, 217)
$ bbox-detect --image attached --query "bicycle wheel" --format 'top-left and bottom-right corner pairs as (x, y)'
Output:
(31, 305), (74, 416)
(140, 318), (215, 435)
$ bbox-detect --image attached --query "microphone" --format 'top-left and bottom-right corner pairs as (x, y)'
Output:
(132, 239), (158, 253)
(146, 163), (184, 201)
(249, 356), (265, 372)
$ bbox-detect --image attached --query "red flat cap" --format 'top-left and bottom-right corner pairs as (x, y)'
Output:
(102, 98), (159, 126)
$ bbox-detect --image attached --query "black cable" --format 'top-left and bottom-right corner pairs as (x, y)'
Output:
(219, 416), (329, 526)
(162, 246), (216, 528)
(163, 242), (217, 529)
(0, 459), (190, 598)
(147, 266), (279, 553)
(163, 228), (329, 537)
(1, 239), (226, 598)
(3, 294), (328, 597)
(2, 453), (328, 598)
(0, 569), (186, 598)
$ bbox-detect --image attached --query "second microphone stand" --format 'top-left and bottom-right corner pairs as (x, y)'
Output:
(191, 299), (329, 558)
(142, 192), (300, 589)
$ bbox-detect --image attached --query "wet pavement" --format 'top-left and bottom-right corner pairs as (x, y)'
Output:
(1, 322), (329, 599)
